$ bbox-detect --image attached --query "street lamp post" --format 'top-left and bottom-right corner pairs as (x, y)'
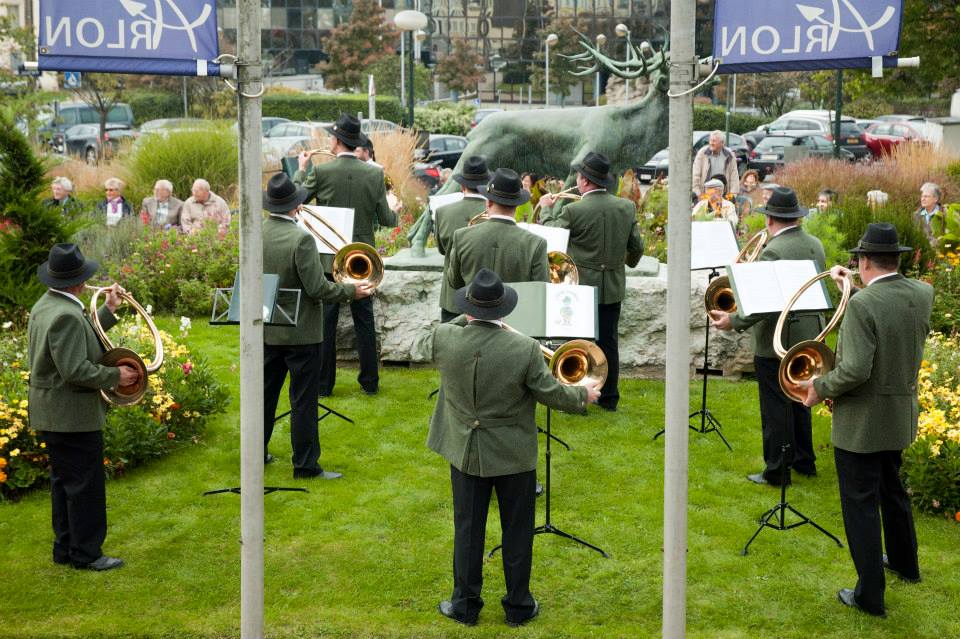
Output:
(394, 10), (428, 127)
(615, 23), (630, 104)
(491, 53), (507, 107)
(544, 32), (558, 108)
(595, 33), (606, 106)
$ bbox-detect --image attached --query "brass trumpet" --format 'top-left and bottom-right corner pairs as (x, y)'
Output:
(531, 191), (582, 223)
(772, 270), (854, 403)
(298, 205), (384, 287)
(703, 230), (767, 314)
(503, 323), (607, 388)
(85, 285), (164, 406)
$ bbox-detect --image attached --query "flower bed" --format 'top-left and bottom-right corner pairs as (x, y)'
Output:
(0, 319), (228, 501)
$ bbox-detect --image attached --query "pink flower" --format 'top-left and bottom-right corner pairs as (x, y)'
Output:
(182, 361), (193, 376)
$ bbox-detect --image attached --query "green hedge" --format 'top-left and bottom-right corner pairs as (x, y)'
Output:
(693, 105), (768, 134)
(127, 90), (183, 124)
(261, 94), (403, 124)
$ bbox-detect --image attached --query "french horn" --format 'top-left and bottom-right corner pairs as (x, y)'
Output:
(298, 205), (384, 288)
(772, 270), (853, 403)
(548, 251), (579, 285)
(85, 285), (164, 406)
(503, 323), (607, 388)
(704, 230), (767, 314)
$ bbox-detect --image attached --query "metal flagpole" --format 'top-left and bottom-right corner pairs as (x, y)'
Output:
(237, 0), (265, 636)
(664, 0), (695, 636)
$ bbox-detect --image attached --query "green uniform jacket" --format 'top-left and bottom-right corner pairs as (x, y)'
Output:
(729, 226), (826, 359)
(427, 318), (588, 476)
(446, 218), (550, 294)
(543, 190), (643, 304)
(262, 215), (355, 346)
(436, 195), (487, 314)
(27, 292), (121, 433)
(813, 275), (934, 453)
(293, 154), (397, 272)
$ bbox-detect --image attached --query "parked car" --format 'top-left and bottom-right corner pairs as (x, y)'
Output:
(636, 132), (750, 183)
(230, 117), (291, 136)
(765, 110), (869, 159)
(747, 133), (855, 178)
(471, 108), (503, 128)
(863, 121), (932, 158)
(264, 121), (331, 142)
(414, 160), (443, 192)
(52, 123), (138, 164)
(875, 114), (926, 123)
(361, 118), (400, 134)
(420, 134), (468, 169)
(637, 149), (669, 183)
(38, 101), (135, 148)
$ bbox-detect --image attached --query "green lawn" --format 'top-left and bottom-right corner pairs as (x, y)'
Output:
(1, 319), (958, 638)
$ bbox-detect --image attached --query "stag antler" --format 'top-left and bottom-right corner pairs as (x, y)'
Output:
(560, 28), (668, 80)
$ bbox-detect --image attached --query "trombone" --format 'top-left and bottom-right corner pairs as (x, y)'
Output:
(503, 323), (607, 388)
(85, 285), (164, 407)
(298, 205), (384, 287)
(772, 270), (854, 403)
(704, 230), (767, 314)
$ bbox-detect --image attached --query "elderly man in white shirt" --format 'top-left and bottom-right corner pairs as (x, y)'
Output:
(180, 178), (231, 234)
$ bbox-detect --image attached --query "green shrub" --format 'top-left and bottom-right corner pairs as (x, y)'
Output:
(921, 243), (960, 335)
(828, 199), (934, 274)
(262, 93), (403, 124)
(803, 210), (852, 271)
(693, 105), (767, 135)
(638, 183), (668, 263)
(126, 126), (239, 208)
(414, 102), (475, 136)
(126, 90), (182, 123)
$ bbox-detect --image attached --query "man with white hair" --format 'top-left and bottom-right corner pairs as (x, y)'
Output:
(692, 130), (740, 197)
(43, 177), (79, 216)
(139, 179), (183, 229)
(180, 178), (230, 234)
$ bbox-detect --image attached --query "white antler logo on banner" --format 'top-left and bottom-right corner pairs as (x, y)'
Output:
(118, 0), (212, 53)
(796, 0), (896, 52)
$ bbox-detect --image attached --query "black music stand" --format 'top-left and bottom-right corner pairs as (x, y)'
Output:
(489, 407), (609, 559)
(654, 266), (731, 449)
(741, 311), (842, 554)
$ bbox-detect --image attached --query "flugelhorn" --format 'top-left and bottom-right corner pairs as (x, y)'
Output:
(531, 190), (582, 223)
(704, 230), (767, 314)
(297, 205), (384, 287)
(502, 323), (607, 388)
(772, 270), (853, 403)
(548, 251), (579, 285)
(85, 285), (164, 406)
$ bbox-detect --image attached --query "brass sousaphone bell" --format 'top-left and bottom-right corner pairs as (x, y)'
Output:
(298, 205), (384, 287)
(86, 285), (164, 406)
(503, 323), (608, 388)
(772, 271), (853, 403)
(704, 230), (767, 314)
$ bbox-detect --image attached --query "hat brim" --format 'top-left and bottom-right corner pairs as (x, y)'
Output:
(849, 244), (912, 254)
(477, 185), (530, 208)
(324, 124), (367, 149)
(453, 283), (519, 320)
(575, 164), (617, 190)
(262, 183), (309, 213)
(37, 258), (99, 288)
(757, 204), (808, 219)
(453, 173), (490, 190)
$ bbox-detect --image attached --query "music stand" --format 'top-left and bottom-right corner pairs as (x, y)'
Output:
(655, 221), (739, 447)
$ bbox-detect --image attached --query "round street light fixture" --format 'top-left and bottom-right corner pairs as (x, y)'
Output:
(615, 23), (629, 38)
(596, 33), (607, 47)
(394, 10), (428, 32)
(545, 33), (559, 46)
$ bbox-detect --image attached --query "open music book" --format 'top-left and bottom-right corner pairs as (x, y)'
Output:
(298, 205), (354, 254)
(428, 192), (464, 221)
(728, 260), (832, 317)
(503, 282), (598, 339)
(691, 220), (740, 271)
(517, 223), (571, 254)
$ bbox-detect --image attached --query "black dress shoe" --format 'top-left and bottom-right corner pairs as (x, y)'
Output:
(506, 599), (540, 627)
(597, 403), (617, 412)
(53, 556), (71, 566)
(264, 453), (274, 465)
(293, 468), (343, 480)
(361, 387), (379, 396)
(794, 467), (817, 478)
(535, 482), (544, 498)
(837, 588), (886, 618)
(438, 600), (477, 626)
(883, 554), (921, 583)
(747, 472), (790, 486)
(75, 555), (124, 571)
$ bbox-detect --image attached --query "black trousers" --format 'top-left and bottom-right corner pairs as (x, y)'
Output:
(754, 356), (816, 481)
(319, 275), (378, 394)
(40, 430), (107, 566)
(440, 308), (459, 323)
(449, 465), (538, 624)
(263, 343), (324, 472)
(597, 302), (621, 409)
(835, 447), (918, 614)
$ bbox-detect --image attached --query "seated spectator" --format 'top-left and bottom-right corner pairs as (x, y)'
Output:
(760, 182), (780, 206)
(140, 179), (183, 229)
(915, 182), (947, 246)
(692, 177), (738, 227)
(867, 189), (889, 210)
(42, 177), (80, 216)
(815, 188), (838, 213)
(736, 169), (763, 217)
(180, 179), (230, 234)
(96, 178), (133, 226)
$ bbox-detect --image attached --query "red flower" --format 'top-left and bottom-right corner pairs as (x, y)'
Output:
(181, 361), (193, 376)
(170, 402), (181, 410)
(167, 432), (176, 439)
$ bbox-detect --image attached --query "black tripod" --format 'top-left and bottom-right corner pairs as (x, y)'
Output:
(489, 408), (609, 558)
(274, 400), (355, 426)
(741, 312), (842, 554)
(655, 268), (731, 450)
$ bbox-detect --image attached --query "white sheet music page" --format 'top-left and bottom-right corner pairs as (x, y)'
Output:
(544, 283), (596, 338)
(429, 192), (464, 222)
(691, 221), (740, 270)
(775, 260), (831, 312)
(298, 206), (355, 254)
(729, 260), (827, 315)
(517, 223), (570, 254)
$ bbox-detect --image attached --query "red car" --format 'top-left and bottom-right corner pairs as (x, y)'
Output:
(863, 121), (929, 158)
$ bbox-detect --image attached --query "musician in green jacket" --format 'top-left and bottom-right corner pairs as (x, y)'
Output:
(799, 223), (933, 618)
(709, 187), (825, 485)
(294, 113), (397, 396)
(28, 244), (140, 571)
(539, 151), (643, 411)
(436, 155), (489, 322)
(446, 168), (550, 296)
(261, 174), (373, 479)
(427, 268), (600, 627)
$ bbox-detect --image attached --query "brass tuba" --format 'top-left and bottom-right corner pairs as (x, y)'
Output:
(503, 323), (607, 388)
(548, 251), (579, 285)
(704, 230), (767, 314)
(772, 270), (853, 403)
(298, 205), (384, 287)
(86, 285), (164, 406)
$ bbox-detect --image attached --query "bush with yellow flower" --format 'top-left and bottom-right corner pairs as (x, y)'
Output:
(0, 318), (227, 501)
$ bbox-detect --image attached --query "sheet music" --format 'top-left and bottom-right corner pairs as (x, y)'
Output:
(298, 206), (354, 254)
(729, 260), (830, 316)
(517, 223), (570, 254)
(691, 221), (740, 270)
(544, 284), (596, 338)
(429, 192), (464, 221)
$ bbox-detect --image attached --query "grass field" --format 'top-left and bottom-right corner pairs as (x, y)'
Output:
(1, 319), (958, 638)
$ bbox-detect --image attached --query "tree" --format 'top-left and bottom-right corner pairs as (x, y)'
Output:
(369, 54), (433, 102)
(70, 74), (126, 162)
(320, 0), (398, 92)
(435, 39), (484, 99)
(529, 19), (592, 106)
(736, 72), (802, 117)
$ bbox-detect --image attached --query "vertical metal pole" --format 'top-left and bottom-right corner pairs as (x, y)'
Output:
(545, 41), (550, 108)
(624, 33), (630, 104)
(664, 0), (694, 637)
(399, 35), (406, 119)
(407, 31), (415, 127)
(182, 76), (189, 117)
(237, 0), (264, 637)
(833, 69), (843, 158)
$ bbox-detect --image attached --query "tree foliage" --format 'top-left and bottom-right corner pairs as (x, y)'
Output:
(69, 74), (126, 162)
(320, 0), (398, 92)
(369, 54), (433, 101)
(529, 19), (592, 104)
(736, 72), (802, 117)
(435, 39), (484, 97)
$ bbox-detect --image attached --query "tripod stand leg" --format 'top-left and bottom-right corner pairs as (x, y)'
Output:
(785, 504), (844, 547)
(703, 411), (733, 451)
(741, 504), (781, 555)
(535, 524), (610, 558)
(316, 402), (355, 425)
